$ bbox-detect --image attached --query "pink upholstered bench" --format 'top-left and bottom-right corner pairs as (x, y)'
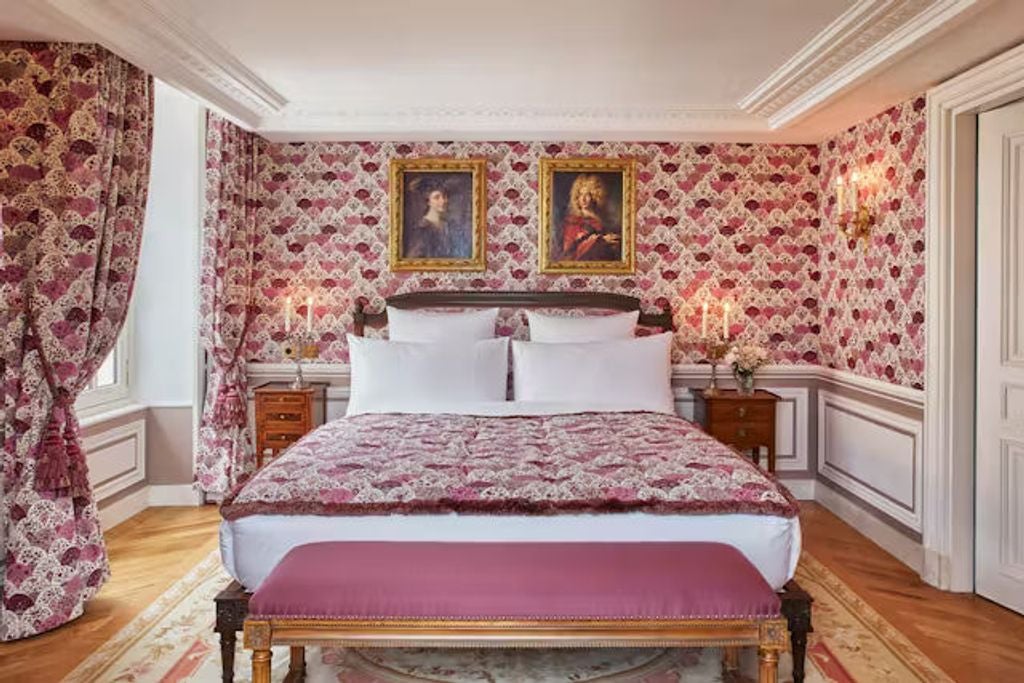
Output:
(243, 541), (789, 683)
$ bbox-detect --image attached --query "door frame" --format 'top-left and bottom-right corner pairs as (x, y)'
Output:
(924, 41), (1024, 591)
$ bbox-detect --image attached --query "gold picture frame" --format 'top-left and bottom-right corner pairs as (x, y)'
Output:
(389, 158), (487, 271)
(538, 157), (636, 274)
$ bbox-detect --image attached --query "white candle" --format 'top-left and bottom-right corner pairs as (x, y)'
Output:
(701, 302), (708, 338)
(284, 296), (292, 333)
(306, 296), (313, 333)
(849, 171), (859, 212)
(835, 176), (845, 214)
(723, 302), (730, 339)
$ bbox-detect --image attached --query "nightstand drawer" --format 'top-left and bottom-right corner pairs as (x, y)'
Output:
(710, 402), (774, 424)
(708, 421), (772, 446)
(261, 408), (307, 423)
(261, 418), (308, 435)
(258, 393), (306, 406)
(263, 432), (303, 447)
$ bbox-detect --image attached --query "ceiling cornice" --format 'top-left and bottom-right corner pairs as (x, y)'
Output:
(43, 0), (288, 127)
(33, 0), (994, 140)
(259, 106), (774, 143)
(738, 0), (982, 129)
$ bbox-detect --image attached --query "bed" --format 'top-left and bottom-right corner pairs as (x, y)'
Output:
(220, 291), (801, 593)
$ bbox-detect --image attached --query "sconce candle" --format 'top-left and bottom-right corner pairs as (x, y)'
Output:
(835, 176), (844, 214)
(849, 171), (859, 212)
(306, 296), (313, 333)
(701, 302), (708, 338)
(722, 302), (731, 339)
(285, 296), (292, 333)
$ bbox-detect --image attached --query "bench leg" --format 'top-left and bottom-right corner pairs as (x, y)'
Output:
(780, 580), (813, 683)
(721, 646), (740, 679)
(757, 647), (779, 683)
(252, 648), (272, 683)
(284, 646), (306, 682)
(218, 630), (236, 683)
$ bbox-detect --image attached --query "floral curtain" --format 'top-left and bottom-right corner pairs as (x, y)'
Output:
(194, 114), (260, 496)
(0, 43), (153, 640)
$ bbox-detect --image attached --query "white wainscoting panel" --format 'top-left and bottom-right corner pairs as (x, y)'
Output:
(818, 390), (923, 532)
(85, 419), (146, 502)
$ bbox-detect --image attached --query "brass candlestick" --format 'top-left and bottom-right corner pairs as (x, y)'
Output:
(282, 332), (320, 389)
(702, 336), (731, 397)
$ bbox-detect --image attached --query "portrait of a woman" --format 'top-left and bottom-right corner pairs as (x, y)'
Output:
(539, 158), (635, 274)
(403, 176), (470, 259)
(389, 158), (487, 271)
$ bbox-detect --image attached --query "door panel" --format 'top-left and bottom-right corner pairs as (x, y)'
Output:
(976, 98), (1024, 613)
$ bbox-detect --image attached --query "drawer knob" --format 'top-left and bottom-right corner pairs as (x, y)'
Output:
(737, 428), (747, 438)
(275, 412), (297, 420)
(737, 407), (747, 418)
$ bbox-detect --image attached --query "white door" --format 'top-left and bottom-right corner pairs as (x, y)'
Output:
(976, 98), (1024, 614)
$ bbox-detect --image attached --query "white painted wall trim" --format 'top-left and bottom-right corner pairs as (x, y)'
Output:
(148, 484), (204, 506)
(781, 478), (817, 501)
(924, 41), (1024, 591)
(97, 486), (149, 531)
(815, 482), (924, 573)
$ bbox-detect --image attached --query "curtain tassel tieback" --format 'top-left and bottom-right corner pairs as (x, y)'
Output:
(34, 399), (89, 496)
(213, 380), (247, 428)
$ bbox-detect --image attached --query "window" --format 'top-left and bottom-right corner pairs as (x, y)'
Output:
(76, 319), (132, 416)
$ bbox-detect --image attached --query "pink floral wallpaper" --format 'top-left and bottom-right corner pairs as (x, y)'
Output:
(818, 97), (927, 389)
(248, 141), (824, 365)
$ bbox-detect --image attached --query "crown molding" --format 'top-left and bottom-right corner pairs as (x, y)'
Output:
(43, 0), (288, 127)
(739, 0), (981, 129)
(258, 105), (779, 143)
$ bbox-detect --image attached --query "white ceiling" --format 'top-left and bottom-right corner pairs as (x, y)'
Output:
(7, 0), (1024, 142)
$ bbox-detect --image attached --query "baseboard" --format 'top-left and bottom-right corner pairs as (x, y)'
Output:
(815, 481), (924, 573)
(97, 486), (150, 531)
(149, 484), (203, 506)
(778, 478), (816, 500)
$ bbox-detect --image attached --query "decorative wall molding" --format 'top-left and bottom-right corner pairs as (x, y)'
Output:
(36, 0), (980, 140)
(259, 106), (769, 143)
(85, 418), (147, 502)
(739, 0), (980, 128)
(924, 40), (1024, 591)
(44, 0), (287, 127)
(818, 389), (924, 531)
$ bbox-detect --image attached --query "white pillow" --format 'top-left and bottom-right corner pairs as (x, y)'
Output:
(347, 335), (509, 415)
(512, 333), (674, 413)
(527, 310), (639, 342)
(387, 307), (498, 342)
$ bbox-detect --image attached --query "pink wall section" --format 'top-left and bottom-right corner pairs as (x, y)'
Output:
(817, 97), (927, 389)
(228, 95), (927, 389)
(248, 141), (824, 366)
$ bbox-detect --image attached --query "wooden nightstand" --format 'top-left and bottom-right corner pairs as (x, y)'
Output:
(253, 382), (326, 468)
(693, 389), (780, 473)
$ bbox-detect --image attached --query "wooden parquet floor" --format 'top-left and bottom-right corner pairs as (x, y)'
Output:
(0, 502), (1022, 682)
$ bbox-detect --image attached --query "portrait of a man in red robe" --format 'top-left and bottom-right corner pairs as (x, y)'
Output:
(540, 159), (634, 274)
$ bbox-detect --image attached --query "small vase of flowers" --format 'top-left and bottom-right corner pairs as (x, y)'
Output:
(724, 344), (770, 395)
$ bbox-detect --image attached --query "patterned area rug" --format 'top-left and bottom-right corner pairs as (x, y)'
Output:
(63, 551), (950, 682)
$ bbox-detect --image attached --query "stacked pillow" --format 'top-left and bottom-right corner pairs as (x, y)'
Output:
(347, 307), (673, 415)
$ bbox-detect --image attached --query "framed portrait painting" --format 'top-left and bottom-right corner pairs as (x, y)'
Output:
(389, 158), (487, 271)
(538, 158), (636, 274)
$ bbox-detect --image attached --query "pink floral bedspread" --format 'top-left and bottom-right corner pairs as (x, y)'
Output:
(221, 412), (799, 520)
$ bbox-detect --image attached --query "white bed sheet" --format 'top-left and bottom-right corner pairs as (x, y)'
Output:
(220, 511), (801, 591)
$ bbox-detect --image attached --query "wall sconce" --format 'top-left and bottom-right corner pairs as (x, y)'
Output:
(834, 171), (874, 250)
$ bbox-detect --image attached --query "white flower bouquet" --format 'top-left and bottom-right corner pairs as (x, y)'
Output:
(724, 344), (771, 393)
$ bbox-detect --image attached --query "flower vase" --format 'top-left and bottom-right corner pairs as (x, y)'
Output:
(735, 370), (755, 395)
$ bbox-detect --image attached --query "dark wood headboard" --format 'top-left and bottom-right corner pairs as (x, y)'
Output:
(352, 291), (673, 336)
